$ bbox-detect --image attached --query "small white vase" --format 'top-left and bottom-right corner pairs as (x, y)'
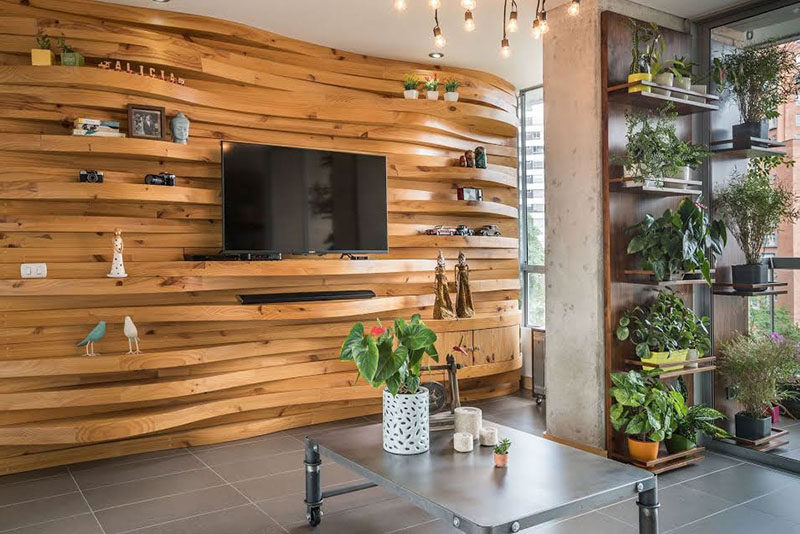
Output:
(687, 348), (698, 368)
(453, 432), (473, 453)
(444, 91), (459, 102)
(454, 407), (482, 440)
(689, 84), (707, 103)
(382, 387), (429, 454)
(653, 72), (674, 96)
(674, 77), (691, 100)
(426, 90), (440, 101)
(403, 89), (419, 100)
(673, 165), (691, 188)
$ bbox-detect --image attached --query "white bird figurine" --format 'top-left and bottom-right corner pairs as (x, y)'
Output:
(124, 316), (141, 354)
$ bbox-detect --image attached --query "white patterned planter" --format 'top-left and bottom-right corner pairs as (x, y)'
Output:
(382, 387), (429, 455)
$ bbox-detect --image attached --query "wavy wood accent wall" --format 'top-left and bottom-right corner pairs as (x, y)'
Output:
(0, 0), (520, 474)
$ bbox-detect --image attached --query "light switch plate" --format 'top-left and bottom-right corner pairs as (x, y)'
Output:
(20, 263), (47, 279)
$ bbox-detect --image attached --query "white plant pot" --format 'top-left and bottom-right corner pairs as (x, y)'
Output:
(673, 165), (691, 188)
(687, 348), (698, 368)
(444, 91), (460, 102)
(382, 387), (429, 454)
(689, 84), (707, 103)
(403, 89), (419, 100)
(652, 72), (674, 96)
(674, 77), (691, 100)
(426, 90), (440, 101)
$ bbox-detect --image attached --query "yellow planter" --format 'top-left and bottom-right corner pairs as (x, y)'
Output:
(641, 349), (688, 372)
(627, 72), (652, 93)
(30, 48), (54, 66)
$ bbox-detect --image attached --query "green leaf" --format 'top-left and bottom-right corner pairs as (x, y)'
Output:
(635, 343), (651, 359)
(354, 335), (379, 383)
(404, 374), (421, 394)
(374, 344), (405, 384)
(616, 326), (630, 341)
(385, 374), (402, 396)
(339, 322), (365, 361)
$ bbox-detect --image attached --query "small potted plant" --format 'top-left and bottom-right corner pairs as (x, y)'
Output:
(402, 74), (420, 99)
(493, 438), (511, 467)
(666, 380), (730, 453)
(715, 155), (799, 286)
(444, 79), (460, 102)
(610, 370), (683, 462)
(649, 51), (675, 97)
(626, 19), (662, 93)
(424, 74), (440, 101)
(31, 33), (53, 66)
(718, 332), (799, 440)
(58, 37), (84, 66)
(340, 314), (438, 454)
(627, 198), (726, 285)
(672, 141), (710, 184)
(668, 56), (697, 100)
(713, 43), (800, 143)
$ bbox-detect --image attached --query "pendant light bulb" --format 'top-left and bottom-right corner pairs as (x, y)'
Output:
(507, 10), (519, 33)
(539, 11), (549, 34)
(500, 38), (511, 58)
(460, 0), (476, 9)
(433, 26), (446, 48)
(429, 0), (441, 9)
(532, 18), (542, 39)
(393, 0), (407, 11)
(464, 10), (476, 32)
(568, 0), (580, 16)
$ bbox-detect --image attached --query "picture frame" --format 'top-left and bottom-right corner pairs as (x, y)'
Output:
(127, 104), (166, 140)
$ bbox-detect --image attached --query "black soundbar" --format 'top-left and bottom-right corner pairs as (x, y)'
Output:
(238, 290), (376, 305)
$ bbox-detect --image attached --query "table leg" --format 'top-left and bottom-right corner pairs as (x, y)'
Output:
(637, 483), (660, 534)
(304, 438), (323, 527)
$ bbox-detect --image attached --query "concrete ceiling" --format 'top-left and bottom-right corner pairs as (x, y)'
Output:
(105, 0), (756, 90)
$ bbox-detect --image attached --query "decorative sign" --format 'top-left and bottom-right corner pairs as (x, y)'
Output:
(97, 60), (185, 86)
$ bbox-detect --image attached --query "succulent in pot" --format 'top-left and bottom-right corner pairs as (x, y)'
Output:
(715, 155), (799, 287)
(402, 74), (420, 99)
(58, 37), (84, 66)
(424, 74), (440, 100)
(444, 79), (460, 102)
(31, 32), (53, 66)
(626, 18), (662, 93)
(340, 314), (438, 454)
(712, 42), (800, 145)
(609, 370), (684, 462)
(626, 198), (725, 285)
(718, 332), (800, 440)
(493, 438), (511, 467)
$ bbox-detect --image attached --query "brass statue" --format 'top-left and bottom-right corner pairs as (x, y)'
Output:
(455, 251), (474, 318)
(433, 251), (455, 319)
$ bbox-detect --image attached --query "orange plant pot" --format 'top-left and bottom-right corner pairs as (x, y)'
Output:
(627, 437), (659, 462)
(494, 453), (508, 468)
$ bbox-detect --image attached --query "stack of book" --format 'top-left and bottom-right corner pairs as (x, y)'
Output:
(72, 118), (126, 138)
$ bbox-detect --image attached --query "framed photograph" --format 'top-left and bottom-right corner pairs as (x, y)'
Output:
(127, 104), (166, 140)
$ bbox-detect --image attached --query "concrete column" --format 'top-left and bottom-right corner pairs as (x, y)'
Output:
(543, 0), (686, 448)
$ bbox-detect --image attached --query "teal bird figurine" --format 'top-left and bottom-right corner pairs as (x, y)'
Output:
(77, 321), (106, 356)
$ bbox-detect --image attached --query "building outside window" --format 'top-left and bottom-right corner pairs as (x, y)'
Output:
(519, 86), (545, 328)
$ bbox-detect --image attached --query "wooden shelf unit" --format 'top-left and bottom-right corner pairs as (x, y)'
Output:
(610, 446), (706, 474)
(729, 428), (790, 453)
(621, 270), (713, 286)
(625, 356), (716, 379)
(607, 81), (719, 115)
(713, 281), (788, 297)
(710, 137), (786, 159)
(609, 177), (702, 196)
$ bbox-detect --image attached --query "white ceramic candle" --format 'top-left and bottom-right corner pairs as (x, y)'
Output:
(479, 426), (498, 447)
(453, 432), (474, 452)
(454, 407), (482, 440)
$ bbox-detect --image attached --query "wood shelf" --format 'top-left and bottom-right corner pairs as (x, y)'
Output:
(607, 81), (719, 115)
(611, 446), (705, 474)
(713, 282), (788, 297)
(710, 137), (786, 159)
(621, 270), (713, 286)
(729, 428), (790, 452)
(625, 357), (716, 379)
(610, 181), (702, 196)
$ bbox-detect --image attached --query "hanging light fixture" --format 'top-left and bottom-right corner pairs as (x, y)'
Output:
(500, 0), (511, 58)
(539, 10), (549, 33)
(393, 0), (407, 12)
(531, 18), (542, 39)
(428, 0), (441, 9)
(433, 9), (446, 48)
(460, 0), (476, 9)
(507, 1), (519, 33)
(464, 10), (476, 32)
(568, 0), (580, 16)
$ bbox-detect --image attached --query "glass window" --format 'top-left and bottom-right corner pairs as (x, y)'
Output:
(519, 86), (545, 327)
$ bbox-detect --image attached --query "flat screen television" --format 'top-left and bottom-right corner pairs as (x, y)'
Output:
(221, 141), (388, 255)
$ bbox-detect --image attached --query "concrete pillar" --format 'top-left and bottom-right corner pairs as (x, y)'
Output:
(543, 0), (686, 449)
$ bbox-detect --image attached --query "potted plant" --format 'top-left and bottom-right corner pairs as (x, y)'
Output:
(667, 404), (731, 452)
(340, 314), (438, 454)
(402, 74), (420, 99)
(31, 33), (53, 66)
(672, 141), (710, 184)
(715, 155), (799, 286)
(626, 19), (662, 93)
(58, 37), (84, 66)
(627, 198), (726, 285)
(668, 56), (697, 100)
(424, 74), (440, 100)
(649, 51), (675, 97)
(684, 307), (711, 368)
(444, 79), (460, 102)
(493, 438), (511, 467)
(712, 43), (800, 144)
(718, 332), (799, 440)
(609, 370), (683, 462)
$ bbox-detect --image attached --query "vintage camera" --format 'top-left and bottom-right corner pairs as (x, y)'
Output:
(144, 172), (176, 186)
(457, 186), (483, 202)
(79, 170), (104, 183)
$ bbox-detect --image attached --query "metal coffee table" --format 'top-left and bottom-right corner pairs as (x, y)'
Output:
(304, 422), (659, 533)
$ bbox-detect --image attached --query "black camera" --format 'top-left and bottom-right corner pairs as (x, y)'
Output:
(79, 170), (104, 183)
(144, 172), (176, 186)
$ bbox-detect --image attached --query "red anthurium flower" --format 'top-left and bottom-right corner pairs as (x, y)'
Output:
(370, 326), (387, 336)
(694, 200), (707, 210)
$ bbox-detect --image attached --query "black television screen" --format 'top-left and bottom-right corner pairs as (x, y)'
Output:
(222, 142), (388, 254)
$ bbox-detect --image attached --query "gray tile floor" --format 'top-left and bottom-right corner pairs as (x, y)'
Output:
(2, 392), (800, 533)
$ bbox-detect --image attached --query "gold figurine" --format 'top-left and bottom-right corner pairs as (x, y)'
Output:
(455, 251), (474, 318)
(433, 251), (455, 319)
